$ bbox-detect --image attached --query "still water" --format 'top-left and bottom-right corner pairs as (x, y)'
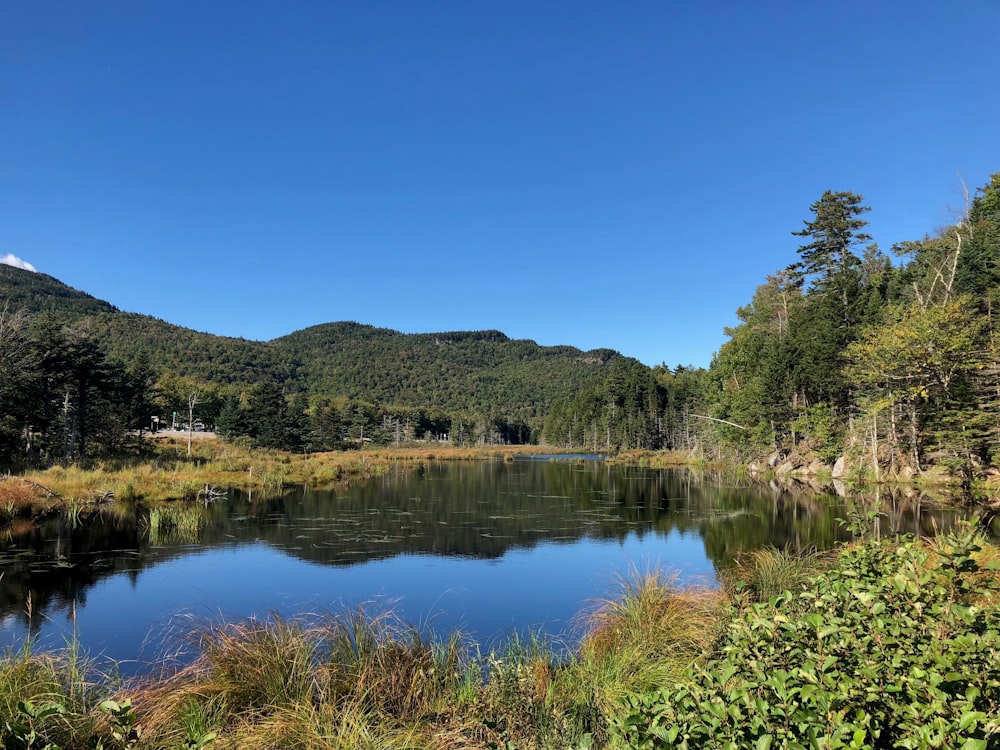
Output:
(0, 459), (970, 672)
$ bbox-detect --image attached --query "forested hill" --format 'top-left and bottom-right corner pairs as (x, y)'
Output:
(0, 264), (636, 436)
(272, 322), (619, 416)
(0, 264), (116, 318)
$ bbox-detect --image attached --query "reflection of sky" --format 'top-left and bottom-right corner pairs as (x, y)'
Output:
(0, 529), (715, 672)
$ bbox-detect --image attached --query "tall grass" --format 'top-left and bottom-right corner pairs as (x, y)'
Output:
(0, 478), (56, 521)
(133, 609), (466, 749)
(725, 545), (829, 603)
(147, 505), (205, 545)
(562, 570), (721, 719)
(0, 639), (112, 749)
(0, 570), (724, 749)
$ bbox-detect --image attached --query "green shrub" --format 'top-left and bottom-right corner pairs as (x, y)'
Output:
(613, 525), (1000, 748)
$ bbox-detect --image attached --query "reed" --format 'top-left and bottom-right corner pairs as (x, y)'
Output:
(147, 505), (205, 545)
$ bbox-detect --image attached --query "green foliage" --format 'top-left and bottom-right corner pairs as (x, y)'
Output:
(612, 528), (1000, 748)
(0, 266), (114, 320)
(790, 404), (843, 464)
(704, 172), (1000, 483)
(707, 273), (801, 454)
(2, 266), (667, 459)
(277, 322), (627, 441)
(0, 305), (170, 468)
(542, 358), (668, 450)
(789, 190), (871, 290)
(4, 699), (66, 750)
(92, 699), (141, 749)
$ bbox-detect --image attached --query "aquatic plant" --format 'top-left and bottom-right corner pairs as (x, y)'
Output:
(146, 505), (204, 545)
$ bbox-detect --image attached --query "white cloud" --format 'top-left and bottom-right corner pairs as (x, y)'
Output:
(1, 254), (37, 272)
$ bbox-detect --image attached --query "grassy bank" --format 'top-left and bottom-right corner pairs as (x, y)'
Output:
(0, 440), (565, 519)
(3, 527), (998, 749)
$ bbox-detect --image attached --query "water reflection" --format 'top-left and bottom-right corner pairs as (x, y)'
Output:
(0, 462), (977, 666)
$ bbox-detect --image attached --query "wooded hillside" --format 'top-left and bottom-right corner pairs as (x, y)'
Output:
(1, 264), (668, 463)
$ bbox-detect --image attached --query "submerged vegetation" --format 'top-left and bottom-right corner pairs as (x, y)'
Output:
(2, 525), (997, 749)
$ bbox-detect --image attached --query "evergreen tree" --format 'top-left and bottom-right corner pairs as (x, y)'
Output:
(789, 190), (872, 290)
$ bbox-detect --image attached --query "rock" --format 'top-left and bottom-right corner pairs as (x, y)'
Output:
(808, 459), (830, 476)
(775, 458), (798, 475)
(832, 456), (847, 479)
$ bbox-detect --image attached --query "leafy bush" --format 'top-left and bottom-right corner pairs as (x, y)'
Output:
(612, 526), (1000, 748)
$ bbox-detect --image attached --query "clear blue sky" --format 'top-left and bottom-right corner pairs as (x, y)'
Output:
(2, 2), (998, 368)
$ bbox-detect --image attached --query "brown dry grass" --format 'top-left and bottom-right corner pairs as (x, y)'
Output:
(0, 476), (59, 520)
(15, 440), (572, 505)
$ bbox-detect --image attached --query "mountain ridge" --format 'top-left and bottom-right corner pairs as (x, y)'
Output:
(0, 263), (632, 417)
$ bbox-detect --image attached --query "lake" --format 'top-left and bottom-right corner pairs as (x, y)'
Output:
(0, 458), (972, 673)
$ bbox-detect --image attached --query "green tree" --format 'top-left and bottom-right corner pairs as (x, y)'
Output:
(844, 296), (986, 477)
(789, 190), (872, 291)
(247, 382), (302, 450)
(707, 273), (801, 453)
(0, 305), (35, 465)
(956, 171), (1000, 302)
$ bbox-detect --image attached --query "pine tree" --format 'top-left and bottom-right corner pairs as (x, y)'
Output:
(789, 190), (872, 303)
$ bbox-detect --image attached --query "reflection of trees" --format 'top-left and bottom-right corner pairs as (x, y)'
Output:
(0, 462), (975, 630)
(0, 510), (145, 632)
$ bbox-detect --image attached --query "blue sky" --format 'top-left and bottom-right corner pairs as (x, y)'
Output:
(2, 2), (998, 368)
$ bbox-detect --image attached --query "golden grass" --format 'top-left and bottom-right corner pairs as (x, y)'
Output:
(132, 609), (466, 749)
(0, 477), (59, 519)
(14, 440), (571, 505)
(563, 569), (722, 716)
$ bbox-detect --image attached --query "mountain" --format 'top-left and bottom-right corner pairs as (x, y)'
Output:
(0, 265), (628, 417)
(273, 322), (619, 417)
(0, 264), (116, 318)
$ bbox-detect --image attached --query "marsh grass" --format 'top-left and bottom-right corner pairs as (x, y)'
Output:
(724, 545), (829, 603)
(146, 505), (205, 545)
(561, 570), (721, 720)
(0, 478), (57, 521)
(134, 608), (467, 749)
(17, 441), (566, 506)
(0, 570), (724, 749)
(0, 638), (113, 749)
